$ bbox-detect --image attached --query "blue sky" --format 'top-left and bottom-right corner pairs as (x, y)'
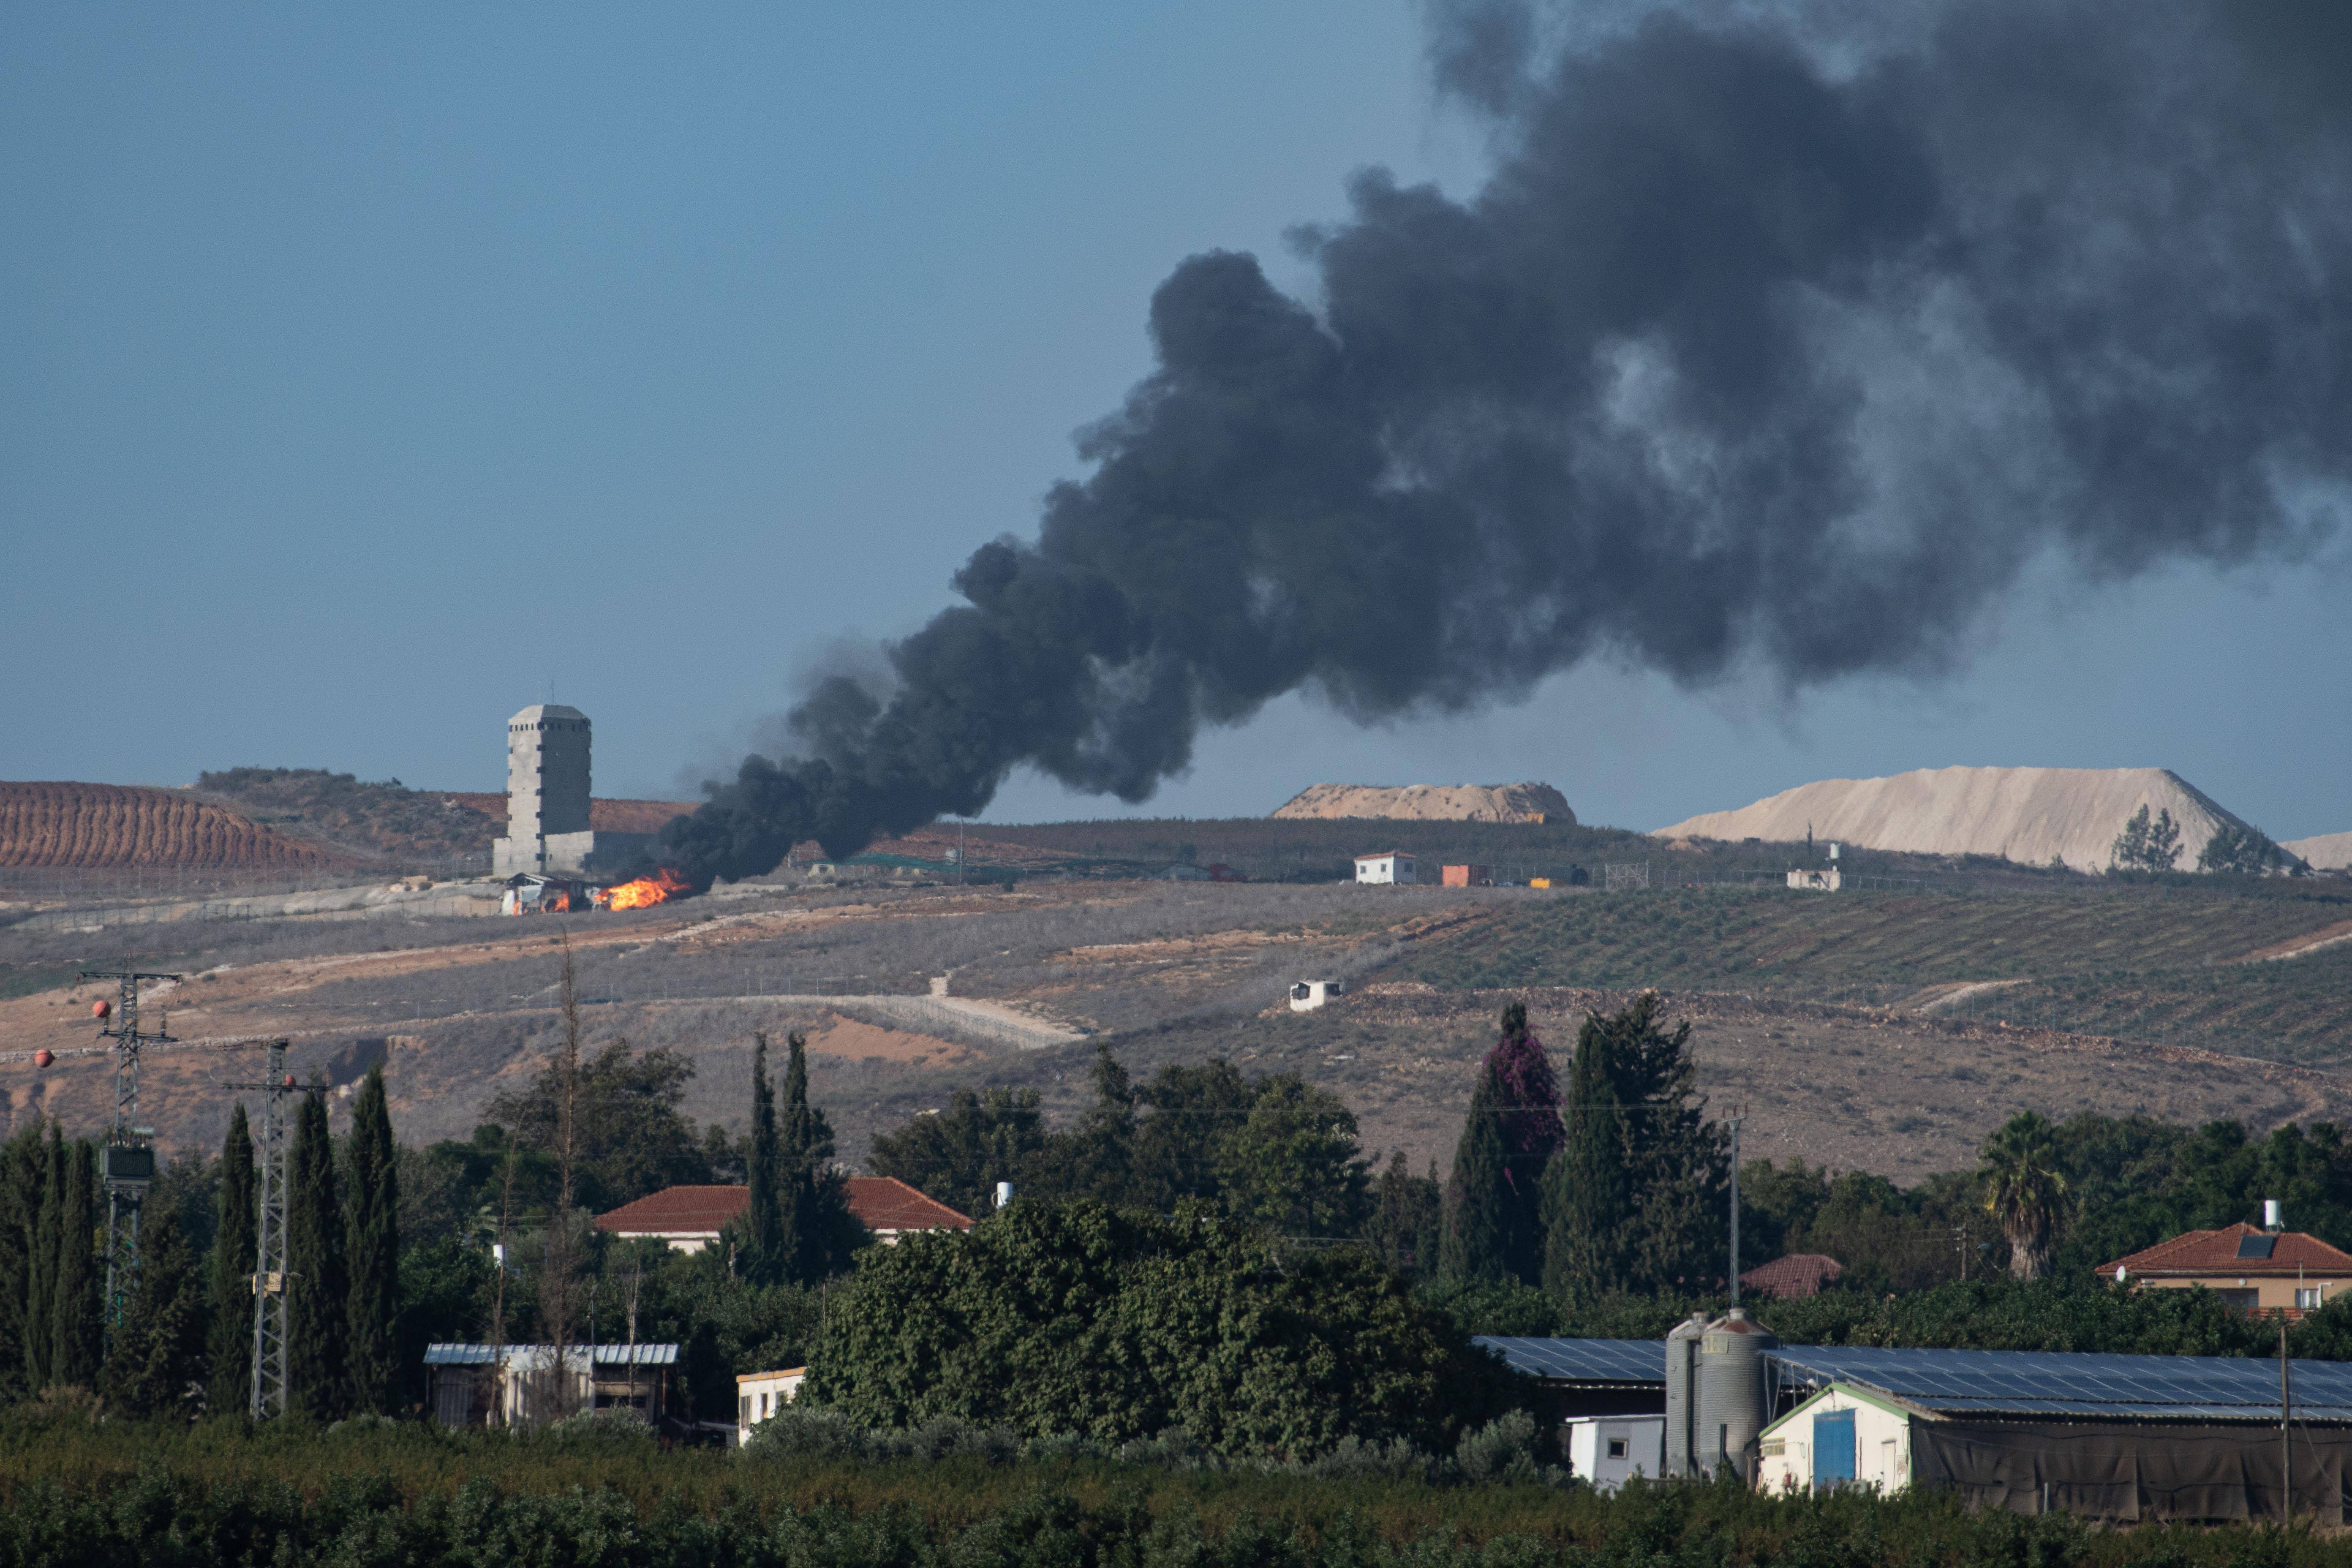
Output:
(5, 5), (2346, 839)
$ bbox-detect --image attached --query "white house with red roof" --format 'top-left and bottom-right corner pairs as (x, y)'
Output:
(2100, 1220), (2352, 1317)
(594, 1177), (972, 1254)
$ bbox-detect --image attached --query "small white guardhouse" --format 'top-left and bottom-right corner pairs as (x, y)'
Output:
(1566, 1414), (1665, 1493)
(1756, 1384), (1915, 1494)
(1354, 851), (1416, 885)
(737, 1367), (807, 1446)
(1289, 980), (1345, 1012)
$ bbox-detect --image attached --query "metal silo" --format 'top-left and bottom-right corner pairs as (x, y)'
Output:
(1695, 1308), (1778, 1480)
(1664, 1312), (1708, 1476)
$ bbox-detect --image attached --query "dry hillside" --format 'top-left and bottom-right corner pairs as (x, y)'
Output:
(1653, 765), (2260, 873)
(1272, 782), (1574, 824)
(0, 782), (337, 870)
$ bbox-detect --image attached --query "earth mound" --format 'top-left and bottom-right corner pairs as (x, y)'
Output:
(0, 781), (338, 869)
(2284, 831), (2352, 872)
(1652, 765), (2262, 873)
(441, 794), (697, 836)
(1272, 782), (1573, 825)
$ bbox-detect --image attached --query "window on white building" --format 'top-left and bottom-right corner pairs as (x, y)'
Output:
(2298, 1287), (2323, 1310)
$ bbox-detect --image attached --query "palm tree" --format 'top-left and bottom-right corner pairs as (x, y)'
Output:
(1981, 1112), (2069, 1280)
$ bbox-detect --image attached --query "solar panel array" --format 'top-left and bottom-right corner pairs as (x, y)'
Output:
(1772, 1345), (2352, 1423)
(1467, 1336), (2352, 1423)
(1473, 1336), (1667, 1383)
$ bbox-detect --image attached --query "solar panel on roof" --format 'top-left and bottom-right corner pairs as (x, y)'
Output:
(1770, 1345), (2352, 1422)
(2239, 1233), (2278, 1258)
(1472, 1336), (1666, 1383)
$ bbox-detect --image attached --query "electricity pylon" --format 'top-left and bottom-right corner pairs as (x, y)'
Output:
(227, 1039), (294, 1418)
(77, 969), (179, 1338)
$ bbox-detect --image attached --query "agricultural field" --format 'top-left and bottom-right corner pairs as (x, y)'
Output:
(4, 852), (2350, 1187)
(0, 781), (335, 871)
(1397, 882), (2352, 1061)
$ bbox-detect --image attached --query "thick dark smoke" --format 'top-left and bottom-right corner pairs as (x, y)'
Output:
(662, 0), (2352, 885)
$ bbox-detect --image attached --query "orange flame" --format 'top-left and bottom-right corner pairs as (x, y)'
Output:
(596, 867), (692, 911)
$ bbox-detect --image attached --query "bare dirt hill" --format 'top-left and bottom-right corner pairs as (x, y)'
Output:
(441, 793), (696, 836)
(2285, 832), (2352, 872)
(1652, 765), (2260, 872)
(0, 782), (338, 870)
(1272, 782), (1573, 824)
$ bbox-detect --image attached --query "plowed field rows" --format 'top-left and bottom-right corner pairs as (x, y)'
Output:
(0, 781), (335, 869)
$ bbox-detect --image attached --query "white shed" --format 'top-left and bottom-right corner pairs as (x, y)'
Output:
(1288, 980), (1345, 1012)
(1755, 1384), (1914, 1494)
(1354, 851), (1416, 885)
(1566, 1414), (1665, 1492)
(736, 1367), (807, 1446)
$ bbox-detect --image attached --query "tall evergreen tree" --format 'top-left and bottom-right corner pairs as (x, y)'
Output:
(1541, 993), (1726, 1301)
(207, 1105), (258, 1413)
(100, 1206), (206, 1417)
(778, 1031), (861, 1283)
(0, 1124), (43, 1401)
(24, 1126), (62, 1391)
(285, 1087), (347, 1419)
(1440, 1004), (1562, 1284)
(49, 1139), (100, 1388)
(739, 1033), (785, 1285)
(343, 1067), (400, 1414)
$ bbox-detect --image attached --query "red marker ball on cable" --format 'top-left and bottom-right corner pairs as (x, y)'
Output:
(33, 1050), (53, 1069)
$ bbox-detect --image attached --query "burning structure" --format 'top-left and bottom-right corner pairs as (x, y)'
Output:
(491, 704), (663, 877)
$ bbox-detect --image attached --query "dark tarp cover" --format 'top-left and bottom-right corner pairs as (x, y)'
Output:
(1913, 1421), (2352, 1522)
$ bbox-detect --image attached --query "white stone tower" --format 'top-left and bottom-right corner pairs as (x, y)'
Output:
(493, 704), (598, 875)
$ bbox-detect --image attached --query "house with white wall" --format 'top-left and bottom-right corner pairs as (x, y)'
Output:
(1755, 1384), (1914, 1494)
(1354, 851), (1416, 885)
(737, 1367), (807, 1446)
(1566, 1414), (1665, 1492)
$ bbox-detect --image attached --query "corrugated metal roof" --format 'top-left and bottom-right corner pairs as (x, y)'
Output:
(1772, 1345), (2352, 1424)
(424, 1342), (678, 1367)
(1475, 1336), (1667, 1383)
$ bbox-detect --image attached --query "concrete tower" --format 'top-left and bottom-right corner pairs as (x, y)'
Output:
(493, 704), (598, 875)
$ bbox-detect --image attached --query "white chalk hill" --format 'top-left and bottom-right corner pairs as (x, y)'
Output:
(2283, 832), (2352, 872)
(1652, 765), (2268, 873)
(1271, 782), (1573, 824)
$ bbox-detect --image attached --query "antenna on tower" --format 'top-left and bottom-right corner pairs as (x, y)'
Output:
(77, 968), (179, 1342)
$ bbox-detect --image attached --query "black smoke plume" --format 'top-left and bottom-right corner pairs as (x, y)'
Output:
(663, 0), (2352, 886)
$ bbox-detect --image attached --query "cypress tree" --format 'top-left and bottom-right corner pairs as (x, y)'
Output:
(741, 1033), (785, 1285)
(100, 1206), (205, 1417)
(1541, 993), (1725, 1301)
(50, 1139), (101, 1388)
(24, 1126), (62, 1391)
(1440, 1073), (1511, 1282)
(778, 1031), (858, 1283)
(1439, 1004), (1562, 1285)
(206, 1105), (258, 1414)
(0, 1123), (43, 1402)
(285, 1088), (347, 1419)
(343, 1067), (400, 1414)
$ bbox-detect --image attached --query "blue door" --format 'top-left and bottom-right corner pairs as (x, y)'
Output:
(1813, 1410), (1857, 1486)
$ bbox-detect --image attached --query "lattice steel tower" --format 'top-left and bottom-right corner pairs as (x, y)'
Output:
(229, 1038), (294, 1418)
(77, 969), (179, 1339)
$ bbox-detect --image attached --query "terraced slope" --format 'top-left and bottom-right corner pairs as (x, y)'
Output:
(0, 781), (336, 869)
(1394, 883), (2352, 1062)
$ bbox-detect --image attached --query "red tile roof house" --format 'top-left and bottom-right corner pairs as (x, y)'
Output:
(1740, 1253), (1845, 1300)
(2100, 1222), (2352, 1317)
(594, 1178), (973, 1253)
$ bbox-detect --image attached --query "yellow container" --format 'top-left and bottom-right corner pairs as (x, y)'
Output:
(1530, 877), (1552, 889)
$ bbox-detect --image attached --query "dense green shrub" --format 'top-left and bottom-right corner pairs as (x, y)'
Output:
(806, 1199), (1519, 1458)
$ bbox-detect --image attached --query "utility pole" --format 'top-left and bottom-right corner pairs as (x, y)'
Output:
(226, 1039), (294, 1418)
(2281, 1314), (2294, 1525)
(78, 968), (180, 1340)
(1725, 1113), (1744, 1306)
